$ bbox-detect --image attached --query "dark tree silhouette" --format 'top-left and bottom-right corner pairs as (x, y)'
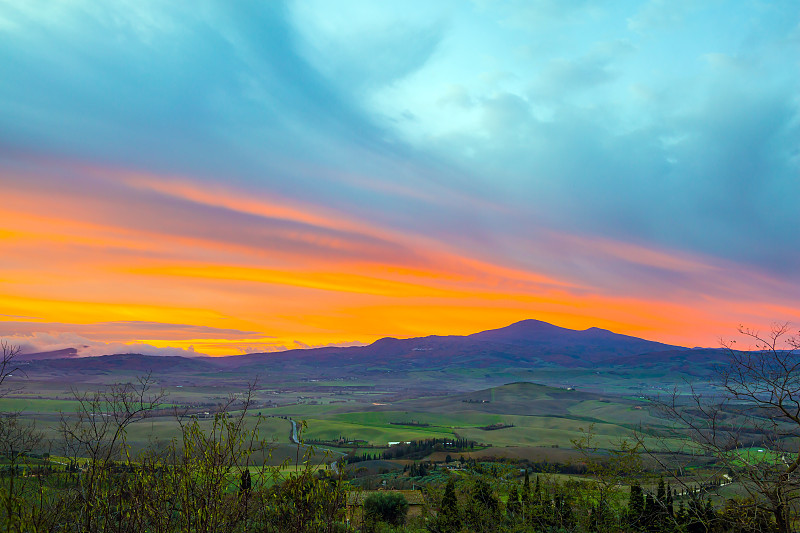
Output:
(643, 324), (800, 533)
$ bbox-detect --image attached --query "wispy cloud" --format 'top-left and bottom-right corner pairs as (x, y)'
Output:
(0, 1), (797, 351)
(0, 321), (261, 341)
(3, 331), (203, 358)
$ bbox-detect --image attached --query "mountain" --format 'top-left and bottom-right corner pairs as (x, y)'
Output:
(16, 320), (699, 382)
(466, 319), (680, 362)
(17, 348), (79, 361)
(224, 319), (686, 371)
(605, 348), (729, 375)
(23, 353), (219, 376)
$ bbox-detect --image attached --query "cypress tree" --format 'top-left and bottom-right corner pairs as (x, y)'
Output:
(239, 469), (251, 496)
(507, 485), (521, 520)
(521, 470), (531, 516)
(438, 477), (461, 531)
(644, 493), (657, 530)
(629, 484), (645, 528)
(656, 478), (667, 528)
(666, 485), (674, 517)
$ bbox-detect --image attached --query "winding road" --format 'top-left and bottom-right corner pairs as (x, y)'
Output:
(286, 417), (342, 474)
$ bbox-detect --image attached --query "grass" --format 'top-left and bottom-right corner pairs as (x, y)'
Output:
(275, 383), (675, 452)
(566, 400), (659, 425)
(262, 404), (345, 417)
(332, 410), (503, 429)
(729, 447), (785, 466)
(456, 418), (626, 448)
(0, 398), (84, 413)
(292, 380), (376, 387)
(243, 383), (687, 452)
(8, 380), (697, 464)
(301, 418), (454, 446)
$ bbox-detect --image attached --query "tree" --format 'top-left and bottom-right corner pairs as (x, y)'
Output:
(240, 468), (252, 496)
(0, 341), (47, 531)
(464, 477), (501, 532)
(506, 484), (521, 520)
(644, 324), (800, 533)
(720, 497), (779, 533)
(433, 477), (462, 531)
(0, 341), (21, 399)
(363, 491), (409, 527)
(57, 373), (166, 532)
(520, 469), (531, 521)
(628, 483), (645, 530)
(572, 424), (642, 531)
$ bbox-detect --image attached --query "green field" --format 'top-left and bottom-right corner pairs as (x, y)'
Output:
(264, 382), (676, 453)
(0, 398), (84, 413)
(5, 378), (691, 465)
(729, 447), (785, 466)
(301, 418), (454, 445)
(333, 410), (503, 428)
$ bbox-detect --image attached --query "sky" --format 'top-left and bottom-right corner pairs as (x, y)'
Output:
(0, 0), (798, 356)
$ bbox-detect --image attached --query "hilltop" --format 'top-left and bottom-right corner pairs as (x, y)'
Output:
(15, 320), (729, 391)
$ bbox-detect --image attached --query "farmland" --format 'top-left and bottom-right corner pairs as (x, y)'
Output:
(1, 321), (796, 532)
(2, 374), (684, 465)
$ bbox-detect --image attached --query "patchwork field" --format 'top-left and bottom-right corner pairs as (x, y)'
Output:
(2, 375), (695, 467)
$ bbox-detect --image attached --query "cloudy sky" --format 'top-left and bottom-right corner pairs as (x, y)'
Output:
(0, 0), (798, 356)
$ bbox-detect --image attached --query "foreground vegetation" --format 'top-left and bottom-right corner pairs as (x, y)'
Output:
(2, 322), (800, 532)
(0, 413), (787, 532)
(0, 375), (791, 532)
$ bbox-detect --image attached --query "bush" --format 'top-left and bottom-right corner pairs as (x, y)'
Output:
(363, 491), (409, 526)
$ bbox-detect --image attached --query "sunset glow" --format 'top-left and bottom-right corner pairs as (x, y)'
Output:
(1, 1), (798, 356)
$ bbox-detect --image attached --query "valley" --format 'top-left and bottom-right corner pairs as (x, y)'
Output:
(3, 319), (796, 532)
(5, 320), (729, 463)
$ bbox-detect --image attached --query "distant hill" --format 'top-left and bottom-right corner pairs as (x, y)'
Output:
(371, 381), (635, 418)
(17, 348), (79, 361)
(16, 320), (704, 382)
(25, 353), (219, 376)
(226, 319), (686, 371)
(605, 348), (729, 376)
(467, 319), (681, 362)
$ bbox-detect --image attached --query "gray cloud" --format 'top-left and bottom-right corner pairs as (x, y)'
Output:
(0, 0), (797, 323)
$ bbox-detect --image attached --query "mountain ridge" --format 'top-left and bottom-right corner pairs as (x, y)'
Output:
(15, 320), (728, 382)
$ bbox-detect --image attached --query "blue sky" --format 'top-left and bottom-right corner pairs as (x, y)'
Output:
(0, 0), (798, 354)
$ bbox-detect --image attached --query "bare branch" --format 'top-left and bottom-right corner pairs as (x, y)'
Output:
(640, 323), (800, 533)
(0, 339), (23, 398)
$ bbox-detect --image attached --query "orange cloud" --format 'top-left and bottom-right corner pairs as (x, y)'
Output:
(1, 158), (798, 356)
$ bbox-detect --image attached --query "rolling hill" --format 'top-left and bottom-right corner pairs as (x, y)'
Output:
(15, 320), (722, 385)
(224, 319), (686, 371)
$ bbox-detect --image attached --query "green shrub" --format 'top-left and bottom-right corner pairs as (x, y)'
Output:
(364, 491), (409, 526)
